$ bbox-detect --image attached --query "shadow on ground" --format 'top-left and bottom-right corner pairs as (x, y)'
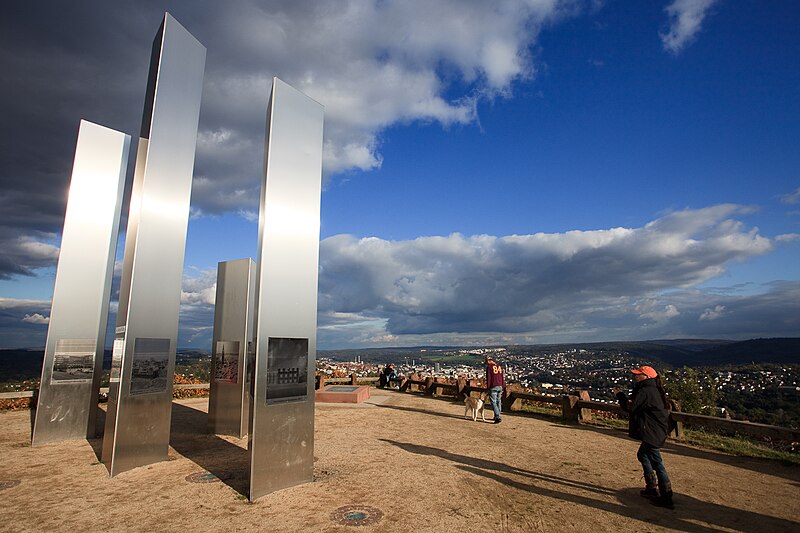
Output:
(375, 393), (800, 483)
(373, 400), (481, 422)
(85, 404), (107, 461)
(544, 416), (800, 484)
(169, 402), (250, 497)
(381, 439), (800, 533)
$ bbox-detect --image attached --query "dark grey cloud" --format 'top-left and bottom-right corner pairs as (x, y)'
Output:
(653, 281), (800, 339)
(0, 229), (59, 280)
(2, 205), (797, 349)
(1, 3), (155, 280)
(1, 0), (575, 279)
(0, 297), (52, 348)
(315, 205), (798, 346)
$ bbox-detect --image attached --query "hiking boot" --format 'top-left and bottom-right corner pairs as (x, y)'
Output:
(640, 471), (658, 498)
(640, 487), (658, 498)
(652, 487), (674, 509)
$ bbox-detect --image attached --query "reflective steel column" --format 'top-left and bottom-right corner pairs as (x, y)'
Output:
(102, 13), (206, 476)
(249, 78), (324, 500)
(209, 258), (257, 438)
(32, 120), (130, 446)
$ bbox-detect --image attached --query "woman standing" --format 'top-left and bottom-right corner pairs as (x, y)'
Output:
(614, 365), (674, 509)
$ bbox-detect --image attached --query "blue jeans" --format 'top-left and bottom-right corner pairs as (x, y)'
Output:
(489, 386), (503, 421)
(637, 442), (670, 489)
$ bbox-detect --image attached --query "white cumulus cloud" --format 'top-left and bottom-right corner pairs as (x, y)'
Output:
(636, 301), (681, 322)
(181, 268), (217, 306)
(660, 0), (719, 54)
(779, 187), (800, 205)
(187, 0), (572, 212)
(699, 304), (725, 321)
(22, 313), (49, 325)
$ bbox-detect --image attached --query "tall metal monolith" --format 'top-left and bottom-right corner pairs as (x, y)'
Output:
(32, 120), (130, 446)
(102, 12), (206, 476)
(249, 78), (324, 500)
(209, 258), (257, 438)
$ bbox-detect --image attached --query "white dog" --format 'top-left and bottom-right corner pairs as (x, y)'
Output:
(464, 393), (488, 422)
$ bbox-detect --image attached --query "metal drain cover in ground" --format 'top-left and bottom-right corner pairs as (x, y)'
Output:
(0, 480), (21, 491)
(185, 471), (222, 483)
(330, 505), (384, 527)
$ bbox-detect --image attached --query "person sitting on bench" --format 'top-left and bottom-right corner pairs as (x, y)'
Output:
(379, 363), (398, 388)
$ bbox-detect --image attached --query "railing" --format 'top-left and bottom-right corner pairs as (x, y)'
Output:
(0, 383), (210, 406)
(5, 376), (798, 444)
(316, 374), (800, 444)
(0, 390), (36, 399)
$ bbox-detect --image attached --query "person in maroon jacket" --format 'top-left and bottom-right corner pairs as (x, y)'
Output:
(485, 355), (505, 424)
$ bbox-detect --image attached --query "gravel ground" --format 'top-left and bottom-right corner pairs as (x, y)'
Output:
(0, 390), (798, 532)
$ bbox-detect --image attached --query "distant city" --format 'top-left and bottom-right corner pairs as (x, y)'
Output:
(318, 344), (800, 403)
(2, 337), (798, 427)
(317, 338), (800, 427)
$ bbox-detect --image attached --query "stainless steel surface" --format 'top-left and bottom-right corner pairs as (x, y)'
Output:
(102, 12), (206, 477)
(32, 120), (130, 446)
(209, 258), (256, 438)
(249, 78), (324, 501)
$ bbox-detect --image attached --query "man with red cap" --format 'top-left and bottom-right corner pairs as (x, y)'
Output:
(614, 365), (674, 509)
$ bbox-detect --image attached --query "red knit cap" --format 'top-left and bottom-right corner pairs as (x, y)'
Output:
(631, 365), (658, 379)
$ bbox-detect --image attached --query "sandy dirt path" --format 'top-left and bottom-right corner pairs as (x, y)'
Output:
(1, 390), (798, 532)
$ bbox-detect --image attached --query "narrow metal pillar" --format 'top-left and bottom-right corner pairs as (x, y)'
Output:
(249, 78), (324, 500)
(209, 258), (257, 438)
(32, 120), (130, 446)
(102, 13), (206, 477)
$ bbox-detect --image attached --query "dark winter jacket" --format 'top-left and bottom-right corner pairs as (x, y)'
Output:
(379, 366), (397, 387)
(616, 379), (670, 448)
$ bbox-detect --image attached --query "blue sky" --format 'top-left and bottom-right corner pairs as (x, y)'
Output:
(1, 1), (799, 350)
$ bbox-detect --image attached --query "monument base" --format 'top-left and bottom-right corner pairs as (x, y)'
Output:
(315, 385), (370, 404)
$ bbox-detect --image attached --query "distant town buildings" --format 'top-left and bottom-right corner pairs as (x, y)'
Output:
(318, 346), (800, 407)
